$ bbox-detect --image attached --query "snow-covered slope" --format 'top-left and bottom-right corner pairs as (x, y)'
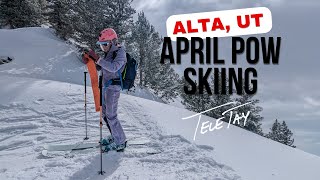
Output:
(0, 27), (85, 84)
(0, 27), (320, 180)
(0, 76), (240, 180)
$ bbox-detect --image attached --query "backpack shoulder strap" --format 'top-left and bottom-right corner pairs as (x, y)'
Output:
(112, 45), (122, 59)
(112, 50), (118, 60)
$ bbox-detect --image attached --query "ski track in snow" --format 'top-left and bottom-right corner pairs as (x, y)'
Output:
(0, 80), (240, 180)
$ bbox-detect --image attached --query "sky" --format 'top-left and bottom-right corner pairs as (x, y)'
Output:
(132, 0), (320, 156)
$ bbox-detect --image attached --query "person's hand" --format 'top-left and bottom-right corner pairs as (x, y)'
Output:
(82, 49), (100, 63)
(88, 49), (100, 62)
(82, 51), (89, 64)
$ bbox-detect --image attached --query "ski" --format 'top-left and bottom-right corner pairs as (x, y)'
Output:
(43, 137), (151, 151)
(41, 137), (160, 157)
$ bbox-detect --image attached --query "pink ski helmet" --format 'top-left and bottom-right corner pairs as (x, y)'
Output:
(97, 28), (118, 44)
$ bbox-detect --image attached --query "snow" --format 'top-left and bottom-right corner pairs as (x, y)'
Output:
(0, 27), (320, 180)
(0, 27), (85, 85)
(0, 76), (239, 180)
(0, 27), (162, 102)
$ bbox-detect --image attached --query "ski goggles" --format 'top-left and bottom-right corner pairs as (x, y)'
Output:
(97, 41), (111, 51)
(96, 41), (111, 46)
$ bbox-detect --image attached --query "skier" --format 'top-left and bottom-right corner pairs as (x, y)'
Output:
(85, 28), (127, 152)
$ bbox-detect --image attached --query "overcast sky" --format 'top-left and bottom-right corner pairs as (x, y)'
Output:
(131, 0), (320, 156)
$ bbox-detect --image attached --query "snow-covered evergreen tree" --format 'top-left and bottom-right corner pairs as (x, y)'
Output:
(181, 80), (212, 115)
(280, 121), (296, 147)
(149, 58), (180, 102)
(234, 87), (263, 135)
(132, 11), (150, 86)
(35, 0), (48, 25)
(207, 74), (232, 120)
(46, 0), (73, 40)
(267, 120), (296, 148)
(39, 0), (135, 47)
(0, 0), (40, 28)
(180, 72), (232, 120)
(266, 119), (281, 141)
(68, 0), (103, 46)
(102, 0), (135, 49)
(181, 73), (263, 135)
(67, 0), (135, 48)
(132, 11), (180, 102)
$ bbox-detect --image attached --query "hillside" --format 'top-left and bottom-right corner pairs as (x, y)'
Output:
(0, 27), (320, 180)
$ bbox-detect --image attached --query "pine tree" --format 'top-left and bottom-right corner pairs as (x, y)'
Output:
(181, 80), (212, 115)
(150, 58), (180, 102)
(0, 0), (40, 28)
(103, 0), (135, 42)
(206, 74), (232, 120)
(280, 121), (296, 147)
(267, 119), (296, 148)
(180, 71), (233, 121)
(68, 0), (135, 48)
(132, 11), (180, 102)
(234, 86), (263, 135)
(46, 0), (74, 40)
(266, 119), (281, 141)
(70, 0), (107, 47)
(34, 0), (48, 25)
(132, 11), (150, 86)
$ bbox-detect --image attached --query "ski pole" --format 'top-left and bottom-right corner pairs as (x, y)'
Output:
(98, 72), (105, 175)
(84, 71), (89, 140)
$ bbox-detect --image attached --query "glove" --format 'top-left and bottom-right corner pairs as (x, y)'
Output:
(82, 49), (100, 63)
(88, 49), (100, 62)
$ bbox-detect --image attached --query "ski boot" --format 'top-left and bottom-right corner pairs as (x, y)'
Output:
(103, 141), (127, 153)
(100, 135), (114, 146)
